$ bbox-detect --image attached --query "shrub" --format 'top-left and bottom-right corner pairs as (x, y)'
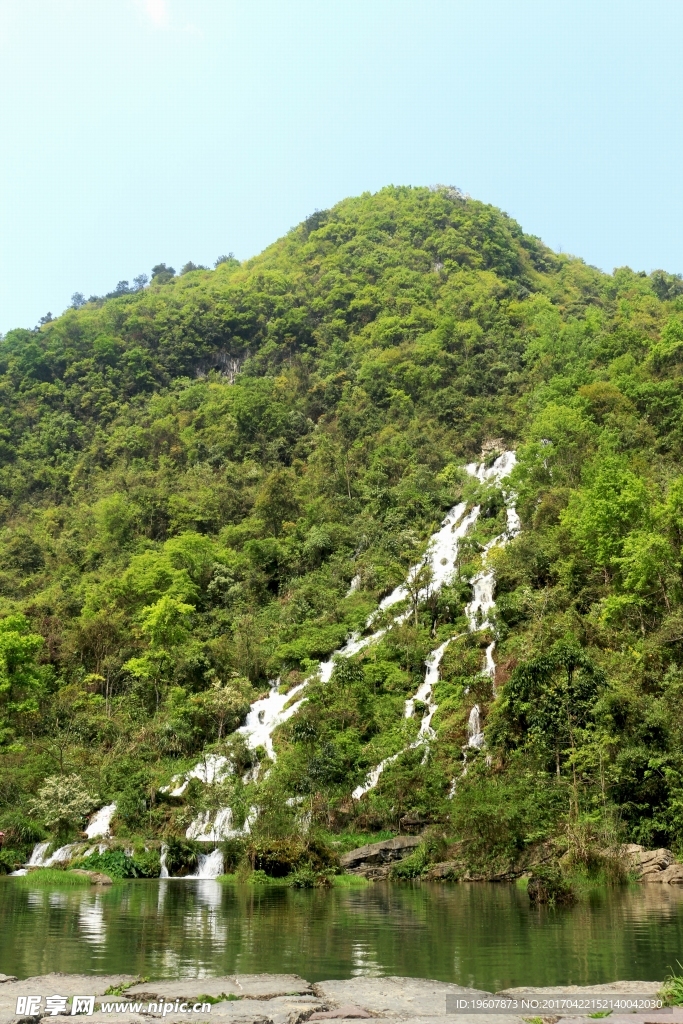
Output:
(288, 866), (332, 888)
(527, 866), (576, 906)
(29, 774), (94, 836)
(72, 847), (160, 879)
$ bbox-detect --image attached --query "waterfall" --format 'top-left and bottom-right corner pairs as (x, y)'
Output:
(167, 497), (477, 789)
(187, 807), (235, 841)
(352, 637), (458, 798)
(374, 501), (469, 617)
(185, 805), (256, 843)
(237, 681), (307, 759)
(169, 451), (520, 810)
(467, 705), (485, 749)
(161, 754), (231, 797)
(85, 803), (117, 839)
(38, 843), (84, 867)
(28, 841), (51, 867)
(466, 570), (496, 631)
(188, 848), (224, 879)
(353, 451), (519, 799)
(346, 574), (361, 596)
(484, 642), (496, 679)
(159, 843), (169, 878)
(352, 751), (402, 800)
(405, 637), (457, 739)
(11, 839), (78, 872)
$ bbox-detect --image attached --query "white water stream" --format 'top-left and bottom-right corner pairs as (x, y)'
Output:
(85, 803), (117, 839)
(188, 848), (224, 878)
(162, 451), (520, 832)
(352, 451), (520, 798)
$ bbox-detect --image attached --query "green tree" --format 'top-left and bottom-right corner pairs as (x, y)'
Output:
(0, 615), (45, 737)
(125, 595), (195, 709)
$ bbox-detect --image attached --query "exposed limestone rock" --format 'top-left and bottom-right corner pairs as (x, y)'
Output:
(339, 836), (421, 877)
(0, 975), (671, 1024)
(623, 844), (683, 883)
(426, 861), (460, 880)
(69, 870), (113, 885)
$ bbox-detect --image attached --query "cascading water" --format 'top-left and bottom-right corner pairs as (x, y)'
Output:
(171, 451), (520, 813)
(237, 682), (307, 758)
(167, 498), (478, 800)
(85, 803), (117, 839)
(352, 637), (457, 798)
(374, 501), (469, 617)
(28, 841), (51, 866)
(188, 848), (224, 879)
(19, 839), (98, 871)
(355, 452), (520, 798)
(161, 754), (231, 797)
(467, 705), (485, 749)
(466, 570), (496, 631)
(484, 641), (496, 679)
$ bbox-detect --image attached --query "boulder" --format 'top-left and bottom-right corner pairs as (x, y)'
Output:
(623, 844), (683, 884)
(69, 870), (113, 886)
(426, 861), (460, 881)
(649, 863), (683, 885)
(339, 836), (421, 875)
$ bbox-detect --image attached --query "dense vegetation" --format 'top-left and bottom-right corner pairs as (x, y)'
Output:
(2, 184), (683, 877)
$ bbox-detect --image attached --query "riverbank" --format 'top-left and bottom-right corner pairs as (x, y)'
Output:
(0, 973), (675, 1024)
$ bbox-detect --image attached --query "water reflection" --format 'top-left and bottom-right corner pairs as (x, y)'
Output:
(2, 879), (683, 988)
(351, 943), (383, 977)
(79, 897), (106, 945)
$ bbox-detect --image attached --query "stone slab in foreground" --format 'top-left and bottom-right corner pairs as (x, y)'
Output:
(0, 975), (671, 1024)
(497, 982), (663, 997)
(554, 1015), (683, 1024)
(315, 977), (492, 1017)
(126, 977), (312, 1001)
(0, 977), (137, 1024)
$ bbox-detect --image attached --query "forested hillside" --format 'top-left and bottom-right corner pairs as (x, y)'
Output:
(2, 185), (683, 877)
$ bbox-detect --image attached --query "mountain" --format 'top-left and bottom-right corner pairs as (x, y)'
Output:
(2, 184), (683, 878)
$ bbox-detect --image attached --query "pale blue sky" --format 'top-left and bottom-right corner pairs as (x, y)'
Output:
(1, 0), (682, 333)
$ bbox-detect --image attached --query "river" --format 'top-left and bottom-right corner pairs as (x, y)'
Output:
(1, 878), (681, 988)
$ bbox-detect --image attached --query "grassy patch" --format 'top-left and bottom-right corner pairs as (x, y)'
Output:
(332, 873), (370, 887)
(218, 869), (368, 888)
(11, 869), (94, 887)
(194, 994), (242, 1004)
(104, 980), (146, 996)
(217, 871), (290, 887)
(318, 829), (396, 854)
(661, 966), (683, 1006)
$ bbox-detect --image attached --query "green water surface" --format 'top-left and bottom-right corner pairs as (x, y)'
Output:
(1, 878), (681, 989)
